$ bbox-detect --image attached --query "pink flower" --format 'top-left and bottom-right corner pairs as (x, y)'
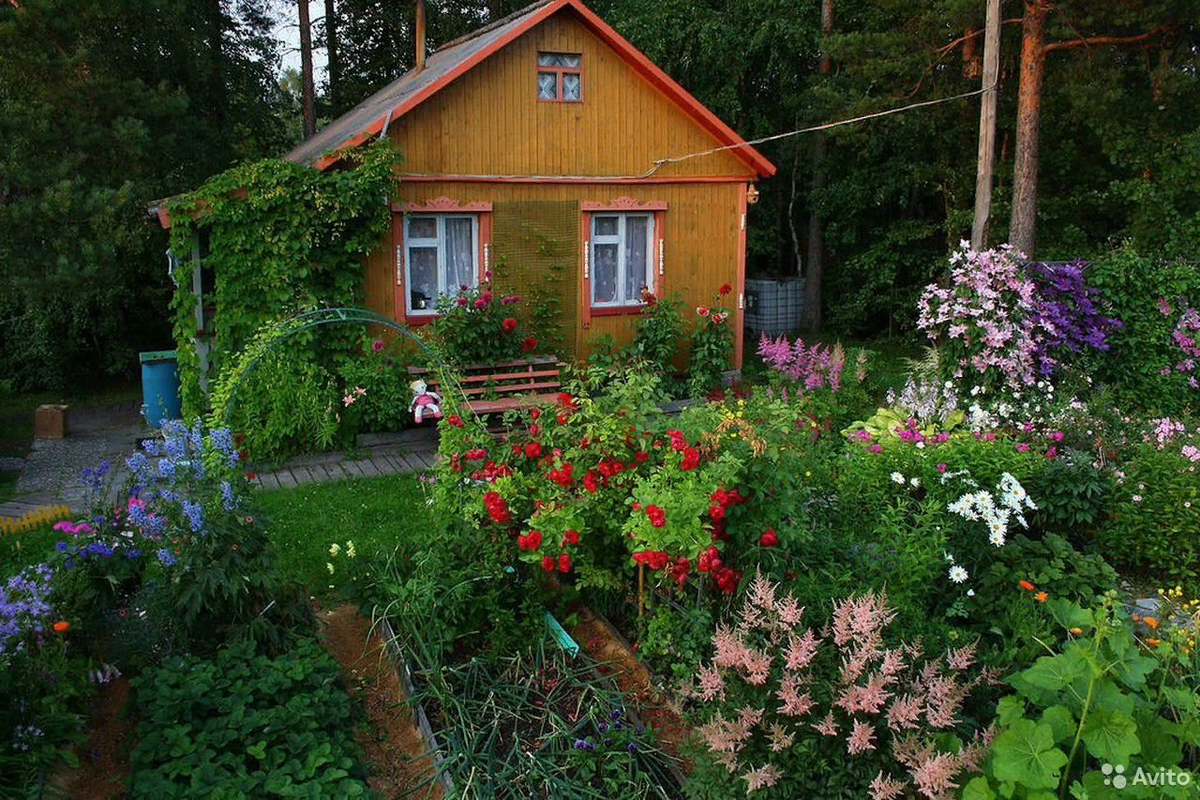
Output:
(1016, 443), (1030, 452)
(814, 711), (839, 736)
(911, 752), (962, 799)
(740, 764), (781, 793)
(474, 298), (488, 310)
(869, 771), (906, 800)
(870, 444), (883, 454)
(936, 463), (947, 473)
(847, 719), (877, 754)
(696, 305), (711, 317)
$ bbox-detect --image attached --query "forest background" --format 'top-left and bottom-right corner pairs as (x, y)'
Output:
(1, 0), (1197, 391)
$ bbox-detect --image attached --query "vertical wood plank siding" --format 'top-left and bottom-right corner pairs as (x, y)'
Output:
(360, 8), (754, 366)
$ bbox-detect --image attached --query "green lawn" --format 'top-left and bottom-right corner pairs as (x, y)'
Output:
(254, 472), (434, 600)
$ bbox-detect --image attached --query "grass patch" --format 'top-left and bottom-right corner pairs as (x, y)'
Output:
(0, 524), (63, 576)
(255, 472), (433, 601)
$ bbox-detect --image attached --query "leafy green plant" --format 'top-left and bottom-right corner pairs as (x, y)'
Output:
(167, 142), (398, 416)
(334, 331), (418, 437)
(130, 637), (372, 799)
(431, 278), (530, 365)
(1097, 437), (1200, 592)
(964, 593), (1199, 799)
(634, 292), (685, 375)
(687, 287), (734, 397)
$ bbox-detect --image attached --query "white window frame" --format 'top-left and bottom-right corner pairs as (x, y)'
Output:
(403, 214), (480, 316)
(589, 213), (654, 308)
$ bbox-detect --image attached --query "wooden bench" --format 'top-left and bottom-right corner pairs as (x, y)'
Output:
(407, 357), (564, 415)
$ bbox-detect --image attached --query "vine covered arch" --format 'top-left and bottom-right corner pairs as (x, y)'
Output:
(208, 308), (460, 427)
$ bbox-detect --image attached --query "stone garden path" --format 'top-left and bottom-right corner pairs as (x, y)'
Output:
(0, 404), (439, 524)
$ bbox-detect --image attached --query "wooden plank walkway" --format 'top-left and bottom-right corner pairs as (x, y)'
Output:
(248, 445), (437, 491)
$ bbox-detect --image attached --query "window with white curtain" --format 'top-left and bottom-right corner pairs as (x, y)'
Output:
(404, 215), (479, 315)
(590, 213), (653, 307)
(538, 52), (582, 101)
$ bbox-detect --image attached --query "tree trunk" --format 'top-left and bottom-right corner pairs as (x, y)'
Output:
(970, 0), (1001, 250)
(298, 0), (317, 139)
(1009, 0), (1049, 258)
(324, 0), (339, 115)
(803, 0), (833, 333)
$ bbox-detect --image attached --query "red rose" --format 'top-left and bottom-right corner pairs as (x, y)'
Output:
(558, 553), (572, 573)
(502, 317), (517, 333)
(445, 415), (464, 428)
(709, 505), (724, 521)
(522, 336), (538, 352)
(542, 556), (556, 572)
(529, 424), (540, 438)
(680, 447), (700, 471)
(719, 283), (732, 295)
(562, 529), (580, 545)
(760, 529), (778, 548)
(635, 451), (649, 463)
(524, 442), (543, 459)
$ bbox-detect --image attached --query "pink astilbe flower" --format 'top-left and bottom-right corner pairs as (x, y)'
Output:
(922, 673), (967, 729)
(768, 723), (795, 752)
(839, 646), (877, 684)
(946, 642), (977, 671)
(738, 705), (765, 729)
(776, 674), (815, 717)
(956, 725), (998, 774)
(695, 663), (726, 702)
(699, 712), (748, 758)
(746, 570), (777, 615)
(740, 763), (781, 794)
(836, 672), (892, 715)
(880, 648), (906, 679)
(869, 771), (907, 800)
(847, 719), (878, 754)
(713, 624), (750, 670)
(886, 693), (924, 732)
(911, 751), (962, 800)
(832, 591), (896, 650)
(814, 711), (839, 736)
(741, 646), (773, 685)
(775, 595), (806, 626)
(784, 629), (820, 670)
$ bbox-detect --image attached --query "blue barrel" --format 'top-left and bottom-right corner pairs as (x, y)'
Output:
(140, 350), (181, 428)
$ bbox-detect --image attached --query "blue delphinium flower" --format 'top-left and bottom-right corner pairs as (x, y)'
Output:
(157, 458), (177, 483)
(626, 742), (638, 753)
(182, 501), (205, 533)
(220, 481), (237, 512)
(156, 548), (177, 567)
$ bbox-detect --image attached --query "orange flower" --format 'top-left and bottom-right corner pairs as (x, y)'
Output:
(1035, 592), (1049, 603)
(53, 621), (70, 633)
(1131, 614), (1141, 622)
(1070, 627), (1083, 635)
(1147, 638), (1160, 647)
(1145, 617), (1159, 629)
(1019, 580), (1035, 591)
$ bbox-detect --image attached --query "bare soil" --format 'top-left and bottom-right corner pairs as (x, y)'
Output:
(318, 604), (442, 800)
(48, 675), (134, 799)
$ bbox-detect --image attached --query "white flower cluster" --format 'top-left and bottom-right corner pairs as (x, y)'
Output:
(947, 472), (1037, 547)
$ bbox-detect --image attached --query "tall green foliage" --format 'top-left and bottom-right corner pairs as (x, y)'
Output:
(166, 142), (399, 416)
(0, 0), (291, 391)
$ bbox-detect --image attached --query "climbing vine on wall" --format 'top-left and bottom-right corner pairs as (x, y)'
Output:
(167, 142), (400, 415)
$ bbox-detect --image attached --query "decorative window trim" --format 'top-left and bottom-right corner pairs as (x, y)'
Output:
(392, 201), (493, 326)
(537, 52), (583, 103)
(580, 201), (666, 327)
(392, 197), (493, 213)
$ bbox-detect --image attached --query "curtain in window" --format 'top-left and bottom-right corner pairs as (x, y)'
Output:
(443, 217), (475, 291)
(624, 217), (648, 303)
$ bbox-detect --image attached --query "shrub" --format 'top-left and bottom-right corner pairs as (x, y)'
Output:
(634, 290), (685, 374)
(688, 286), (735, 396)
(334, 332), (418, 437)
(1088, 244), (1200, 414)
(432, 278), (530, 365)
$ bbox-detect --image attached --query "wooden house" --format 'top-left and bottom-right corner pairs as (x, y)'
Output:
(285, 0), (775, 368)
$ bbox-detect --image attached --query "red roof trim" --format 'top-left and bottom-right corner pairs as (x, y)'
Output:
(317, 0), (775, 178)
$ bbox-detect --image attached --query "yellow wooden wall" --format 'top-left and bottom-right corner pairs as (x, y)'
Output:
(359, 6), (758, 365)
(363, 181), (744, 361)
(386, 9), (757, 181)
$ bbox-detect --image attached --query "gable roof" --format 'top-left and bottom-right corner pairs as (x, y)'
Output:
(284, 0), (775, 178)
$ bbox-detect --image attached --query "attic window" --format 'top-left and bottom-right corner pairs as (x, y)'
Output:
(538, 52), (581, 102)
